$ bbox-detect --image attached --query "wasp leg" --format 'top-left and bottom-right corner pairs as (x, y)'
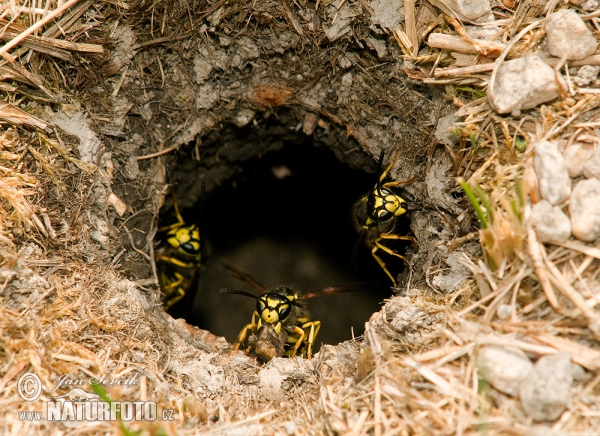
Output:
(287, 326), (305, 358)
(156, 255), (196, 269)
(162, 273), (186, 310)
(234, 311), (260, 352)
(302, 321), (321, 359)
(379, 234), (417, 244)
(371, 246), (398, 286)
(371, 235), (416, 286)
(158, 190), (185, 232)
(382, 174), (418, 189)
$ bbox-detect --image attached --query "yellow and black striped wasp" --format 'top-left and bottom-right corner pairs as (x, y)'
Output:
(155, 181), (206, 317)
(220, 263), (358, 362)
(354, 149), (417, 287)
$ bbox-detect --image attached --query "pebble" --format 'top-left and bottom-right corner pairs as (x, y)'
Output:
(582, 0), (600, 11)
(574, 65), (600, 87)
(435, 113), (460, 146)
(529, 200), (571, 243)
(563, 142), (595, 177)
(569, 178), (600, 242)
(496, 304), (512, 320)
(444, 0), (491, 21)
(534, 140), (571, 205)
(520, 352), (573, 421)
(583, 146), (600, 179)
(232, 108), (256, 127)
(570, 0), (600, 12)
(490, 56), (561, 115)
(477, 345), (533, 397)
(545, 9), (597, 61)
(123, 155), (139, 180)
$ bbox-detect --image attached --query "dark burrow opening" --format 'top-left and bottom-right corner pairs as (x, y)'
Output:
(159, 137), (416, 350)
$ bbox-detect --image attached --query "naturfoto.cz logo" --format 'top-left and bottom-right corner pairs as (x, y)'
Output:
(17, 371), (174, 422)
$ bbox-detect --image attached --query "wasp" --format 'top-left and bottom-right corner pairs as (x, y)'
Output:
(155, 182), (206, 317)
(354, 149), (417, 287)
(220, 263), (356, 362)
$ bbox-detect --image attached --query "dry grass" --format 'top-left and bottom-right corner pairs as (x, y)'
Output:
(1, 0), (600, 435)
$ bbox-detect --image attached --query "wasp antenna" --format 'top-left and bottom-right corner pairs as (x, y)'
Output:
(375, 149), (385, 176)
(300, 283), (370, 300)
(198, 179), (206, 218)
(219, 288), (259, 299)
(221, 261), (269, 293)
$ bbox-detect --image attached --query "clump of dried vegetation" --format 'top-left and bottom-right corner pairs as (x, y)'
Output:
(2, 0), (600, 434)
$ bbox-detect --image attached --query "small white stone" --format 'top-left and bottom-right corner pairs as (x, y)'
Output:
(444, 0), (492, 21)
(569, 178), (600, 242)
(477, 345), (533, 397)
(233, 108), (256, 127)
(489, 56), (561, 114)
(520, 353), (574, 421)
(545, 9), (598, 61)
(338, 53), (354, 69)
(496, 304), (512, 320)
(563, 143), (595, 177)
(530, 200), (571, 243)
(581, 0), (600, 12)
(534, 140), (572, 205)
(341, 72), (353, 87)
(193, 55), (213, 84)
(574, 65), (600, 87)
(583, 146), (600, 179)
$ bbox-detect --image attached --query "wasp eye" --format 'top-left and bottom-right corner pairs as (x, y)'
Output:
(378, 210), (392, 221)
(278, 304), (291, 320)
(180, 242), (196, 254)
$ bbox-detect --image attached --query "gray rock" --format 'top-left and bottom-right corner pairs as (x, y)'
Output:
(581, 0), (600, 11)
(574, 65), (600, 87)
(193, 54), (213, 84)
(232, 108), (256, 127)
(583, 146), (600, 179)
(366, 36), (388, 58)
(431, 251), (470, 292)
(123, 155), (139, 181)
(195, 83), (219, 109)
(545, 9), (598, 60)
(444, 0), (492, 21)
(490, 56), (561, 115)
(530, 200), (571, 243)
(563, 142), (595, 177)
(435, 113), (460, 146)
(477, 345), (533, 396)
(569, 178), (600, 241)
(370, 0), (404, 31)
(534, 140), (571, 205)
(520, 352), (573, 421)
(324, 1), (359, 41)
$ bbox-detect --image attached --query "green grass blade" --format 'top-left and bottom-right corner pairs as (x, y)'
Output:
(457, 178), (488, 229)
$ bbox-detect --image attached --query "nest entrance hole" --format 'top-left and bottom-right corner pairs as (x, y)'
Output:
(158, 123), (414, 348)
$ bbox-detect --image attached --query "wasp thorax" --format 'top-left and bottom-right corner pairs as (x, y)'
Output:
(257, 293), (292, 325)
(167, 225), (201, 256)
